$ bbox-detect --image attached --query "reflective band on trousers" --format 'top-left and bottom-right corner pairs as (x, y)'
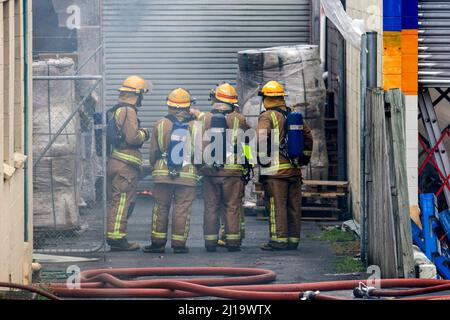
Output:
(152, 231), (167, 239)
(226, 234), (241, 240)
(107, 232), (126, 240)
(172, 234), (187, 241)
(261, 163), (295, 175)
(205, 235), (218, 241)
(152, 169), (199, 181)
(151, 204), (161, 237)
(108, 193), (127, 240)
(184, 207), (192, 241)
(269, 197), (288, 243)
(224, 164), (244, 170)
(111, 150), (142, 166)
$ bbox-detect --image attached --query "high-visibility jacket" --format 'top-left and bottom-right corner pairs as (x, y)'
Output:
(110, 105), (147, 169)
(257, 105), (313, 178)
(201, 103), (251, 177)
(149, 110), (200, 187)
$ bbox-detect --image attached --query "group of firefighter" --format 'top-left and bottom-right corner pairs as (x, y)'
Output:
(105, 75), (313, 253)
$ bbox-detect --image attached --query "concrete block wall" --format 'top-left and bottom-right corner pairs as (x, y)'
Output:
(0, 0), (33, 285)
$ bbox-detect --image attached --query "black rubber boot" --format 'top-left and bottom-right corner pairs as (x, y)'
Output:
(142, 244), (166, 253)
(260, 242), (289, 251)
(107, 238), (140, 252)
(287, 243), (299, 251)
(227, 246), (241, 252)
(206, 246), (217, 252)
(173, 246), (189, 254)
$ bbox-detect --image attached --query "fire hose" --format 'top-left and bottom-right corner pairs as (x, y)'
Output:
(39, 267), (450, 300)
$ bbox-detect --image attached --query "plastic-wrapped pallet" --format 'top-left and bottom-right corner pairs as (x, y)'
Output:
(33, 58), (80, 230)
(237, 45), (329, 181)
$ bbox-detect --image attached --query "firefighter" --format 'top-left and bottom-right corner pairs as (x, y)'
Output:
(143, 88), (199, 254)
(256, 80), (313, 251)
(106, 75), (151, 251)
(201, 83), (251, 252)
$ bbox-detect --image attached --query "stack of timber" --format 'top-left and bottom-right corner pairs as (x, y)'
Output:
(364, 88), (415, 278)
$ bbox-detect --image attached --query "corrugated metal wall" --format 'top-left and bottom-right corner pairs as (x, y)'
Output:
(103, 0), (311, 158)
(419, 0), (450, 87)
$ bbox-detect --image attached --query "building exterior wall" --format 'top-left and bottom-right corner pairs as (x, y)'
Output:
(382, 0), (418, 206)
(0, 0), (33, 285)
(344, 0), (418, 222)
(345, 0), (383, 222)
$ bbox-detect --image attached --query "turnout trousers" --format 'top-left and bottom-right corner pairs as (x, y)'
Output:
(151, 183), (196, 248)
(107, 158), (139, 240)
(203, 176), (245, 248)
(263, 176), (302, 249)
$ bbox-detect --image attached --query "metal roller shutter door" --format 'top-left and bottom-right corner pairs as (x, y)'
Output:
(419, 0), (450, 87)
(103, 0), (311, 159)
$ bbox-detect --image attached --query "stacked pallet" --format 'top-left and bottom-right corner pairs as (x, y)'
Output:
(301, 180), (349, 221)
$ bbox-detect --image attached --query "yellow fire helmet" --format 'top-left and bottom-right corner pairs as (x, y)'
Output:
(259, 80), (288, 97)
(118, 75), (151, 94)
(167, 88), (194, 108)
(211, 82), (239, 104)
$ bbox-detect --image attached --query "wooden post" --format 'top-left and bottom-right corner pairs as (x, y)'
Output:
(386, 88), (415, 278)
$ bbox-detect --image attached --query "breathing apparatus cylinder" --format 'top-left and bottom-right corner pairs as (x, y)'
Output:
(287, 111), (304, 165)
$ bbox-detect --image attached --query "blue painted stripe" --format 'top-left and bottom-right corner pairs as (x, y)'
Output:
(384, 0), (402, 17)
(384, 17), (402, 31)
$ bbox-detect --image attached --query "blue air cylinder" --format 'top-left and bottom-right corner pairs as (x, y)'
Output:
(94, 112), (103, 157)
(287, 111), (304, 159)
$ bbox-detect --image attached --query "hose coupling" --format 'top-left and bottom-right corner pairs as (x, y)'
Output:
(300, 290), (320, 301)
(353, 282), (376, 299)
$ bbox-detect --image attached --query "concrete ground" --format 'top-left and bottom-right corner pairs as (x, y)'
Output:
(38, 196), (364, 285)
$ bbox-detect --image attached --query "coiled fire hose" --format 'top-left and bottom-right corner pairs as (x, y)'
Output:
(39, 267), (450, 300)
(4, 267), (450, 300)
(0, 282), (60, 300)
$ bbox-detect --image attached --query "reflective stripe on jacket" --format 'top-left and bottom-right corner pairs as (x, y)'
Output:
(201, 103), (251, 177)
(109, 105), (147, 169)
(149, 110), (200, 187)
(257, 106), (313, 178)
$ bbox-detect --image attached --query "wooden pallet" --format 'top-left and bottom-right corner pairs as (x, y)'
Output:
(247, 180), (349, 221)
(301, 180), (349, 220)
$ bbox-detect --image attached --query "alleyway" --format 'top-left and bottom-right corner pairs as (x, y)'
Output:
(38, 196), (364, 286)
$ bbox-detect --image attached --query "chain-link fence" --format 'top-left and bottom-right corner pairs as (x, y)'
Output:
(32, 0), (105, 254)
(32, 62), (105, 254)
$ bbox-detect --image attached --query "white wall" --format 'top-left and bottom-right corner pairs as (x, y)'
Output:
(344, 0), (419, 219)
(345, 0), (383, 222)
(0, 0), (33, 285)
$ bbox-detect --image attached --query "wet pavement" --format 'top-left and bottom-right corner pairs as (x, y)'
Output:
(38, 196), (365, 295)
